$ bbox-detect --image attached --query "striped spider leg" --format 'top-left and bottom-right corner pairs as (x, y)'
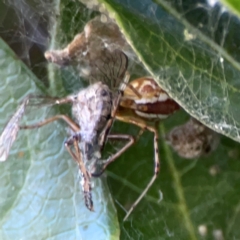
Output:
(113, 77), (180, 220)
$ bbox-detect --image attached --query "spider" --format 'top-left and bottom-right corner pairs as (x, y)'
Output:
(107, 76), (180, 220)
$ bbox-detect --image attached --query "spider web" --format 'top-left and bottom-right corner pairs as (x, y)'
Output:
(99, 0), (240, 239)
(0, 1), (121, 240)
(1, 0), (240, 240)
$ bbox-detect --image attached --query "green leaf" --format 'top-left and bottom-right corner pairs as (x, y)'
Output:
(220, 0), (240, 18)
(101, 0), (240, 143)
(94, 0), (240, 239)
(2, 0), (240, 239)
(0, 29), (119, 240)
(106, 112), (240, 240)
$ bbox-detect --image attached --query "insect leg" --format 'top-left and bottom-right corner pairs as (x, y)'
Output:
(13, 107), (93, 211)
(20, 108), (93, 211)
(91, 134), (135, 177)
(65, 135), (94, 211)
(20, 115), (80, 132)
(0, 94), (75, 162)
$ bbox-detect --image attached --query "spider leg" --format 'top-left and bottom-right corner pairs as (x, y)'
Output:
(123, 123), (160, 221)
(91, 134), (135, 177)
(115, 112), (160, 220)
